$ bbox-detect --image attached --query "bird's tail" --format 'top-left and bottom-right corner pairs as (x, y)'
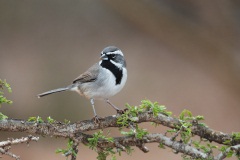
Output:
(38, 86), (70, 98)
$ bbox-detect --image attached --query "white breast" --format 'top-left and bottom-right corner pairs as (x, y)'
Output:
(78, 67), (127, 100)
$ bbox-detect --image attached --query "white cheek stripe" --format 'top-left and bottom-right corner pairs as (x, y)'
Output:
(110, 60), (123, 69)
(99, 60), (124, 70)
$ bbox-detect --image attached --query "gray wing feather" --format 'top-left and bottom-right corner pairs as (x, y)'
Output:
(73, 63), (100, 84)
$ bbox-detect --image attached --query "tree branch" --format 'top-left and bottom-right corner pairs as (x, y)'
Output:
(0, 112), (238, 145)
(99, 133), (208, 159)
(0, 111), (239, 159)
(214, 144), (240, 160)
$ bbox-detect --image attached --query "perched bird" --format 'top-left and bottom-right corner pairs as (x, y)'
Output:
(38, 46), (127, 122)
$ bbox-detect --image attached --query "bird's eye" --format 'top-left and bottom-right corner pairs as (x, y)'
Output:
(112, 55), (116, 58)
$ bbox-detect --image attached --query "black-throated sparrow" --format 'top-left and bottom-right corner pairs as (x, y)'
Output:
(38, 46), (127, 121)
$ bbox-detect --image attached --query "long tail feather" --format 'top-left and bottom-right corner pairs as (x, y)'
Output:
(38, 87), (69, 98)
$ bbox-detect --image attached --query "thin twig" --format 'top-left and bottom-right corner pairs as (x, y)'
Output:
(70, 140), (79, 160)
(0, 147), (20, 160)
(0, 135), (39, 160)
(0, 135), (39, 147)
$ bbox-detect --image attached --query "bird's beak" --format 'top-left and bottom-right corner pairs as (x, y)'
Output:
(100, 54), (108, 60)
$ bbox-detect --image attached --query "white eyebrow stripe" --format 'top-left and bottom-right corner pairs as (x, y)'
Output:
(106, 50), (124, 56)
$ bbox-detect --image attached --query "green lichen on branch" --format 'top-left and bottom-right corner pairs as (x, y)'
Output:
(0, 79), (12, 120)
(117, 100), (172, 127)
(87, 130), (116, 160)
(0, 79), (12, 107)
(56, 139), (77, 159)
(27, 116), (44, 123)
(218, 132), (240, 159)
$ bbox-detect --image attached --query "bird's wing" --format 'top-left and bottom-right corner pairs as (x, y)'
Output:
(73, 63), (100, 84)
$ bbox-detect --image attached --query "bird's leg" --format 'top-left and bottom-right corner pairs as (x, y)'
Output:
(105, 99), (124, 114)
(90, 98), (102, 123)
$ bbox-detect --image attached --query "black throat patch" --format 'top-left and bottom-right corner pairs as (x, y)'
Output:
(101, 60), (123, 85)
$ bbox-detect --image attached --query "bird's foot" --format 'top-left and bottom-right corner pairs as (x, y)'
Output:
(92, 115), (103, 124)
(116, 109), (125, 114)
(106, 99), (125, 114)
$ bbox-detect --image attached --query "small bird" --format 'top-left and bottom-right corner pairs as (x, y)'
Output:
(38, 46), (127, 122)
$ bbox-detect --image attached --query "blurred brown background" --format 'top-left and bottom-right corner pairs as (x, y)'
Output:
(1, 0), (240, 159)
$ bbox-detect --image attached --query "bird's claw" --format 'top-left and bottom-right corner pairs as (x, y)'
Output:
(116, 109), (125, 114)
(92, 115), (103, 124)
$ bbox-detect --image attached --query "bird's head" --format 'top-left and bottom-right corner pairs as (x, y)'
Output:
(100, 46), (126, 68)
